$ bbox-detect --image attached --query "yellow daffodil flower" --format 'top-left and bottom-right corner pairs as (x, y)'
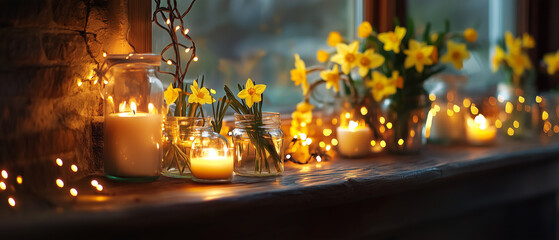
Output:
(237, 78), (266, 108)
(164, 83), (181, 105)
(378, 26), (406, 53)
(358, 21), (373, 38)
(491, 46), (505, 72)
(430, 47), (439, 64)
(331, 41), (360, 74)
(544, 50), (559, 75)
(404, 40), (434, 73)
(290, 54), (309, 94)
(292, 101), (314, 125)
(430, 33), (439, 43)
(317, 50), (330, 63)
(522, 33), (535, 48)
(367, 71), (396, 102)
(505, 52), (532, 76)
(327, 31), (343, 47)
(320, 65), (341, 92)
(505, 31), (522, 55)
(389, 71), (404, 89)
(356, 49), (385, 77)
(188, 80), (214, 105)
(464, 28), (478, 43)
(440, 41), (471, 70)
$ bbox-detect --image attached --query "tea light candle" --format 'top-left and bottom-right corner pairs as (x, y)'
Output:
(190, 148), (233, 181)
(336, 120), (373, 157)
(104, 102), (163, 180)
(466, 114), (497, 145)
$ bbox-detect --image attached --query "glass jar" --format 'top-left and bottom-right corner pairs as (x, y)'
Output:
(496, 73), (536, 138)
(232, 112), (284, 177)
(162, 116), (212, 178)
(190, 130), (233, 183)
(103, 54), (164, 182)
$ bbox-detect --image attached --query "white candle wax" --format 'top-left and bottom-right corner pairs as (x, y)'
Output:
(190, 148), (233, 180)
(466, 114), (496, 145)
(336, 121), (373, 157)
(104, 111), (163, 178)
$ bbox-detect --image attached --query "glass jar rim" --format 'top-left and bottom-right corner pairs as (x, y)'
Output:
(106, 53), (161, 66)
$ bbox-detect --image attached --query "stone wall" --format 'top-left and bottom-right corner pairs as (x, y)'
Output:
(0, 0), (133, 187)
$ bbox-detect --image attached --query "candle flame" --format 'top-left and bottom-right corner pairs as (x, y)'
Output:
(119, 101), (127, 112)
(473, 114), (487, 130)
(148, 103), (155, 114)
(206, 148), (218, 158)
(131, 102), (137, 115)
(348, 121), (359, 131)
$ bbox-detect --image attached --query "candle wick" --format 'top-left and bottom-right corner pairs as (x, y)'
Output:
(133, 109), (136, 115)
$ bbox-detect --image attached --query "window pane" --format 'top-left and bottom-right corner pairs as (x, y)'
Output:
(153, 0), (356, 112)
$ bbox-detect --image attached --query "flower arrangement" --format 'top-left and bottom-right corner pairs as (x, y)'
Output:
(290, 19), (477, 154)
(491, 31), (535, 87)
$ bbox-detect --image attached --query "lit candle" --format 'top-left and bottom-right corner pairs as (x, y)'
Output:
(466, 114), (497, 145)
(104, 102), (163, 180)
(190, 148), (233, 182)
(336, 120), (373, 157)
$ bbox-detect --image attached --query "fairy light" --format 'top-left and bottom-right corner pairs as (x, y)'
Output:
(102, 52), (107, 58)
(326, 145), (332, 151)
(316, 156), (322, 162)
(463, 98), (471, 108)
(16, 176), (22, 184)
(513, 120), (520, 129)
(495, 119), (502, 128)
(471, 105), (479, 115)
(323, 129), (332, 136)
(0, 182), (6, 190)
(433, 104), (441, 112)
(379, 116), (385, 124)
(497, 95), (504, 103)
(429, 93), (436, 101)
(71, 164), (78, 172)
(166, 60), (173, 65)
(536, 96), (542, 103)
(453, 105), (460, 113)
(380, 140), (386, 148)
(56, 158), (63, 166)
(305, 138), (312, 145)
(319, 141), (326, 148)
(70, 188), (78, 197)
(193, 56), (199, 62)
(398, 139), (404, 146)
(507, 128), (514, 136)
(166, 19), (170, 25)
(554, 125), (559, 133)
(175, 25), (180, 31)
(489, 97), (497, 106)
(8, 197), (15, 207)
(1, 170), (7, 179)
(505, 102), (513, 114)
(185, 48), (191, 53)
(56, 179), (64, 188)
(96, 185), (103, 191)
(447, 109), (454, 117)
(410, 130), (416, 137)
(542, 111), (549, 121)
(412, 115), (418, 123)
(360, 107), (368, 115)
(379, 125), (386, 133)
(386, 122), (393, 129)
(184, 28), (190, 35)
(285, 154), (292, 160)
(518, 96), (525, 103)
(77, 79), (83, 87)
(331, 138), (338, 146)
(370, 140), (376, 146)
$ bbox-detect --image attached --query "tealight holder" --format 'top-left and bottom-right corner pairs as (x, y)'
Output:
(189, 130), (233, 183)
(336, 111), (373, 158)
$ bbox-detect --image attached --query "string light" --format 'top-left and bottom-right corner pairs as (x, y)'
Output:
(184, 28), (190, 35)
(71, 165), (78, 172)
(386, 122), (393, 129)
(518, 96), (525, 103)
(463, 98), (471, 108)
(380, 140), (386, 148)
(331, 138), (338, 146)
(0, 182), (6, 190)
(16, 176), (22, 184)
(56, 158), (63, 166)
(429, 93), (436, 101)
(1, 170), (7, 179)
(70, 188), (78, 197)
(166, 60), (173, 65)
(166, 19), (170, 25)
(56, 179), (64, 188)
(193, 56), (199, 62)
(360, 107), (368, 115)
(91, 180), (99, 187)
(185, 48), (191, 53)
(8, 197), (15, 207)
(398, 139), (404, 146)
(77, 79), (83, 87)
(102, 52), (107, 58)
(536, 96), (542, 103)
(175, 26), (180, 31)
(96, 185), (103, 191)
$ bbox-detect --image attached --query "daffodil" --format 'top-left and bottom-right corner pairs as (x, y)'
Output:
(327, 31), (343, 47)
(505, 52), (532, 76)
(522, 33), (535, 48)
(164, 83), (181, 105)
(440, 41), (471, 70)
(378, 26), (406, 53)
(237, 78), (266, 108)
(464, 28), (477, 43)
(389, 71), (404, 89)
(505, 31), (522, 55)
(491, 46), (505, 72)
(316, 50), (330, 63)
(358, 21), (373, 38)
(331, 41), (360, 74)
(290, 54), (309, 94)
(291, 101), (314, 125)
(366, 71), (396, 102)
(188, 80), (214, 105)
(356, 49), (385, 77)
(544, 50), (559, 75)
(404, 40), (434, 73)
(320, 65), (341, 92)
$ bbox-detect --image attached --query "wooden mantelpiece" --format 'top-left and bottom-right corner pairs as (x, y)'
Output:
(3, 138), (559, 239)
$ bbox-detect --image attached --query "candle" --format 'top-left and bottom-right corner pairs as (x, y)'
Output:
(429, 103), (465, 143)
(336, 120), (373, 157)
(104, 102), (163, 180)
(466, 114), (496, 145)
(190, 148), (234, 181)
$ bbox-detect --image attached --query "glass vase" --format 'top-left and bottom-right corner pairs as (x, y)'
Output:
(103, 54), (164, 182)
(161, 116), (212, 178)
(232, 112), (284, 177)
(190, 130), (233, 183)
(496, 82), (535, 138)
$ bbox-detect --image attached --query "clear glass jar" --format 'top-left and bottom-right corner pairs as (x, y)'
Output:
(162, 116), (212, 178)
(497, 82), (535, 138)
(232, 112), (284, 177)
(103, 54), (164, 182)
(190, 130), (232, 183)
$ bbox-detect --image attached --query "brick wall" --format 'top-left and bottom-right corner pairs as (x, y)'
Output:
(0, 0), (133, 187)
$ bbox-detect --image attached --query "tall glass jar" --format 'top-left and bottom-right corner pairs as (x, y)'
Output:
(232, 112), (284, 177)
(103, 54), (164, 182)
(161, 116), (212, 178)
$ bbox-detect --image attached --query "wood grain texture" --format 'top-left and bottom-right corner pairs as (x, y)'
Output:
(2, 138), (559, 238)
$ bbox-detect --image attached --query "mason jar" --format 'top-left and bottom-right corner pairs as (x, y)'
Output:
(232, 112), (284, 177)
(103, 54), (164, 182)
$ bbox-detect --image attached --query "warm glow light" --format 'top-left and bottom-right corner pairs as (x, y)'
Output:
(497, 95), (504, 103)
(102, 52), (107, 58)
(474, 115), (487, 130)
(429, 93), (436, 101)
(148, 103), (155, 114)
(71, 164), (78, 172)
(348, 121), (359, 131)
(70, 188), (78, 197)
(318, 141), (325, 148)
(130, 102), (137, 114)
(56, 179), (64, 188)
(285, 154), (291, 159)
(471, 105), (479, 115)
(513, 120), (520, 128)
(166, 60), (173, 65)
(542, 111), (549, 120)
(536, 96), (542, 103)
(360, 107), (368, 115)
(379, 116), (385, 124)
(505, 102), (513, 114)
(16, 176), (22, 184)
(507, 128), (514, 136)
(495, 119), (502, 128)
(410, 130), (416, 137)
(193, 56), (199, 62)
(518, 96), (525, 103)
(91, 180), (99, 187)
(77, 79), (82, 87)
(326, 145), (332, 151)
(0, 182), (6, 190)
(370, 140), (376, 146)
(175, 25), (180, 31)
(166, 19), (170, 25)
(184, 28), (190, 35)
(323, 129), (332, 136)
(331, 138), (338, 146)
(185, 48), (191, 53)
(412, 115), (418, 123)
(554, 125), (559, 133)
(316, 156), (322, 162)
(299, 133), (307, 140)
(305, 138), (312, 145)
(345, 113), (351, 119)
(386, 122), (392, 129)
(447, 109), (454, 117)
(56, 158), (63, 166)
(1, 170), (7, 179)
(434, 104), (441, 112)
(453, 105), (460, 113)
(489, 97), (497, 106)
(398, 139), (404, 146)
(380, 140), (386, 148)
(463, 98), (471, 108)
(379, 125), (386, 133)
(96, 185), (103, 191)
(8, 197), (15, 207)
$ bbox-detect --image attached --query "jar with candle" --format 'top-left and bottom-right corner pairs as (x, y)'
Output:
(190, 130), (233, 183)
(232, 112), (284, 177)
(336, 106), (374, 158)
(103, 54), (164, 182)
(162, 116), (212, 178)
